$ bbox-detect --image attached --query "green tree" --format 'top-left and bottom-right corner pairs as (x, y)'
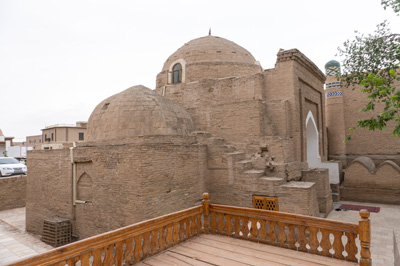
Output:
(337, 0), (400, 140)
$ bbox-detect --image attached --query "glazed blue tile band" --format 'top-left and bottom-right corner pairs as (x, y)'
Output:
(326, 91), (343, 97)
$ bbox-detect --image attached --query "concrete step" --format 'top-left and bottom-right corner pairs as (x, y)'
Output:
(243, 169), (265, 179)
(192, 131), (212, 138)
(259, 176), (286, 186)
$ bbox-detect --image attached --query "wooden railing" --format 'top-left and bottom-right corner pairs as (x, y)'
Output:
(10, 206), (202, 266)
(202, 193), (371, 266)
(10, 193), (371, 266)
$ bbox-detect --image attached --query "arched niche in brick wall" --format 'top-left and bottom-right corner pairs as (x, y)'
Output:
(306, 111), (340, 183)
(306, 111), (320, 167)
(77, 172), (93, 202)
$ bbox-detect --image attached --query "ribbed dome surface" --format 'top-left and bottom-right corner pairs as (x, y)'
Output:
(162, 36), (258, 71)
(86, 85), (195, 141)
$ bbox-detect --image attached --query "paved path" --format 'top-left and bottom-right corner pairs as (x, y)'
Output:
(328, 201), (400, 266)
(0, 208), (52, 265)
(0, 203), (398, 265)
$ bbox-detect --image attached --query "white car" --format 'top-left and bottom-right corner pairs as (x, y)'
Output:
(0, 157), (27, 177)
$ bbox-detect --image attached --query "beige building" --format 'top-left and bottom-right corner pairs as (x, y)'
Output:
(0, 129), (13, 156)
(27, 35), (336, 240)
(27, 122), (87, 150)
(26, 135), (42, 150)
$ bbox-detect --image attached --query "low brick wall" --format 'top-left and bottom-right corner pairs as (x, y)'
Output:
(0, 175), (26, 211)
(340, 187), (400, 204)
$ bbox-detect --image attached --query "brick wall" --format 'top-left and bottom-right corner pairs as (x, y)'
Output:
(0, 175), (26, 211)
(26, 142), (207, 239)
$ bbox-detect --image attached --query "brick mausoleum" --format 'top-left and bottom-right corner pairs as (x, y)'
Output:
(26, 35), (398, 240)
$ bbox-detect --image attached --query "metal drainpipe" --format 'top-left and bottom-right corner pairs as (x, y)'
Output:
(70, 142), (85, 205)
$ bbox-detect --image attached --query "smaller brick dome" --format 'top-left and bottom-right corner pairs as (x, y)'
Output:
(86, 85), (195, 141)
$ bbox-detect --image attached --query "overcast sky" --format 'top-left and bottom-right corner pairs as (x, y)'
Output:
(1, 0), (399, 141)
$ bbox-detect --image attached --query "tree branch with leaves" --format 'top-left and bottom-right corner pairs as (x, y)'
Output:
(337, 1), (400, 140)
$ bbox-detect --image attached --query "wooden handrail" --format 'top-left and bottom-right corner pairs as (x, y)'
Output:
(10, 206), (202, 266)
(9, 193), (371, 265)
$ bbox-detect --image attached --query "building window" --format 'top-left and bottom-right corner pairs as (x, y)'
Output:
(253, 196), (279, 211)
(51, 133), (54, 141)
(173, 63), (182, 84)
(79, 133), (84, 141)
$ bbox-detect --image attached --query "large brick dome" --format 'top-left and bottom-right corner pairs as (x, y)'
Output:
(162, 36), (259, 71)
(156, 36), (262, 87)
(86, 85), (195, 141)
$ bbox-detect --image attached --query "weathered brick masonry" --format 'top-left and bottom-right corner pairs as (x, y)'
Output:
(26, 35), (337, 239)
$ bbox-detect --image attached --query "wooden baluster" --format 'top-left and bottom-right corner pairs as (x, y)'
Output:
(91, 248), (103, 266)
(332, 231), (345, 259)
(64, 259), (74, 266)
(307, 227), (319, 254)
(277, 222), (287, 248)
(165, 225), (173, 248)
(103, 244), (115, 265)
(179, 219), (185, 241)
(233, 216), (240, 237)
(217, 213), (225, 233)
(345, 231), (358, 262)
(185, 217), (191, 239)
(158, 227), (166, 252)
(133, 235), (143, 263)
(196, 213), (202, 235)
(114, 241), (124, 265)
(359, 209), (372, 266)
(172, 221), (180, 245)
(193, 215), (199, 236)
(202, 192), (210, 234)
(286, 225), (296, 250)
(240, 216), (249, 239)
(226, 214), (232, 236)
(249, 218), (258, 241)
(297, 225), (307, 252)
(210, 212), (217, 233)
(123, 237), (135, 263)
(319, 228), (332, 257)
(267, 220), (277, 245)
(79, 253), (90, 266)
(258, 220), (267, 243)
(142, 231), (151, 259)
(150, 229), (159, 255)
(188, 216), (194, 237)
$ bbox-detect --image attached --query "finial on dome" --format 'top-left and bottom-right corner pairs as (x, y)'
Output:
(209, 28), (211, 36)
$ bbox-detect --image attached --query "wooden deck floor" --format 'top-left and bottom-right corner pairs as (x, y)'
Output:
(138, 234), (357, 266)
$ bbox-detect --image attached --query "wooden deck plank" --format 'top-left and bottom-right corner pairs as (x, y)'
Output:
(141, 251), (207, 266)
(180, 240), (291, 266)
(190, 236), (324, 266)
(202, 234), (357, 266)
(171, 245), (255, 265)
(140, 235), (358, 266)
(166, 252), (216, 266)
